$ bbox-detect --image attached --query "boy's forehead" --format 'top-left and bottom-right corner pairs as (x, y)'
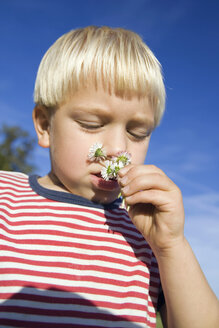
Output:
(65, 75), (150, 101)
(65, 80), (151, 105)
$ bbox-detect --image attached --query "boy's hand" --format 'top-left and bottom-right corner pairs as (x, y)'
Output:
(118, 164), (185, 256)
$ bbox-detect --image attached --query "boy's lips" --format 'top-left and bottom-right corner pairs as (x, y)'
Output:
(90, 172), (119, 191)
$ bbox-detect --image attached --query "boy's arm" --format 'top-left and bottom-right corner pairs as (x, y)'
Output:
(119, 164), (219, 328)
(157, 238), (219, 328)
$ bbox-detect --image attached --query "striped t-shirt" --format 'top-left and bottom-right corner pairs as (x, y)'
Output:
(0, 171), (161, 328)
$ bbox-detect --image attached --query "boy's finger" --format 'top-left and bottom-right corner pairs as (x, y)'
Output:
(120, 173), (174, 197)
(118, 164), (134, 177)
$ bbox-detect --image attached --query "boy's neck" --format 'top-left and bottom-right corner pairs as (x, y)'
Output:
(38, 173), (69, 193)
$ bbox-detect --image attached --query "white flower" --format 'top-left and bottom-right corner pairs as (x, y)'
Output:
(112, 160), (124, 179)
(115, 151), (132, 166)
(101, 160), (116, 181)
(101, 159), (128, 181)
(88, 142), (106, 162)
(88, 143), (132, 181)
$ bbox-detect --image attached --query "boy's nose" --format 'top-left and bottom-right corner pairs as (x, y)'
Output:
(103, 127), (128, 158)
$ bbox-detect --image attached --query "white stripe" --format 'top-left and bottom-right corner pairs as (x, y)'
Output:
(0, 298), (148, 318)
(0, 203), (122, 220)
(0, 181), (31, 189)
(0, 274), (151, 296)
(0, 217), (146, 246)
(0, 250), (151, 274)
(0, 201), (132, 223)
(0, 239), (151, 263)
(1, 261), (149, 285)
(0, 188), (34, 195)
(0, 197), (126, 222)
(0, 282), (159, 304)
(0, 171), (27, 176)
(0, 286), (151, 307)
(0, 222), (147, 247)
(0, 172), (27, 181)
(0, 225), (149, 251)
(0, 192), (111, 218)
(0, 312), (147, 328)
(0, 196), (46, 203)
(0, 209), (138, 234)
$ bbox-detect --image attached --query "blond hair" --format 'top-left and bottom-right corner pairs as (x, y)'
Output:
(34, 26), (166, 126)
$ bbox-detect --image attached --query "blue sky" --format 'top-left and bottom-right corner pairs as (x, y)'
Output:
(0, 0), (219, 297)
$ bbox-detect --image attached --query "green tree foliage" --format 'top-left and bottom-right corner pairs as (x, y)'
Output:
(0, 124), (36, 174)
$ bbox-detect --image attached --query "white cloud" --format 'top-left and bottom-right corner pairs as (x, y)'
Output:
(184, 193), (219, 217)
(184, 193), (219, 298)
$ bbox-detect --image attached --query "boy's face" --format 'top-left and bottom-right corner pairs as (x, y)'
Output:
(35, 85), (155, 204)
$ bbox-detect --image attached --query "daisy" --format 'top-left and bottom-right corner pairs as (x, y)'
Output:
(101, 160), (115, 181)
(112, 160), (124, 179)
(88, 142), (106, 162)
(88, 142), (132, 181)
(115, 151), (132, 166)
(101, 159), (128, 181)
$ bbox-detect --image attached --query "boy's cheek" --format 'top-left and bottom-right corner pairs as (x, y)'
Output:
(132, 151), (148, 165)
(130, 140), (151, 165)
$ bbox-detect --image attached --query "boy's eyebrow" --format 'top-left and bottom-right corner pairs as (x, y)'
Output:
(71, 106), (112, 116)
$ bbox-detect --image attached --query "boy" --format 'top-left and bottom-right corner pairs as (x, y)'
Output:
(0, 26), (218, 328)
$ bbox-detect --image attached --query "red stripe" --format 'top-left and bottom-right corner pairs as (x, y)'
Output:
(0, 256), (149, 279)
(0, 305), (149, 324)
(0, 192), (39, 200)
(0, 224), (148, 251)
(0, 181), (30, 190)
(0, 268), (149, 289)
(0, 213), (141, 238)
(0, 280), (151, 300)
(0, 186), (32, 194)
(0, 245), (153, 269)
(0, 205), (131, 225)
(0, 214), (134, 236)
(0, 235), (150, 263)
(0, 214), (134, 232)
(0, 292), (150, 312)
(0, 318), (156, 328)
(0, 199), (106, 217)
(0, 173), (27, 182)
(0, 197), (53, 204)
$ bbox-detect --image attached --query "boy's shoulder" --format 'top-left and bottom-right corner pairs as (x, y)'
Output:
(0, 170), (28, 178)
(0, 170), (29, 185)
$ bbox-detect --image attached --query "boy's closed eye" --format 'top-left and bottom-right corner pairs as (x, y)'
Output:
(76, 120), (104, 130)
(76, 119), (152, 141)
(127, 123), (152, 141)
(71, 107), (153, 141)
(128, 130), (151, 141)
(71, 109), (106, 131)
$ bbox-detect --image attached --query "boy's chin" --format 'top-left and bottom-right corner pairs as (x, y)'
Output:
(90, 173), (119, 191)
(89, 174), (120, 204)
(90, 188), (120, 205)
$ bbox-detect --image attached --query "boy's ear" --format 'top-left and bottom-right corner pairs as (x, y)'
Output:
(32, 105), (51, 148)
